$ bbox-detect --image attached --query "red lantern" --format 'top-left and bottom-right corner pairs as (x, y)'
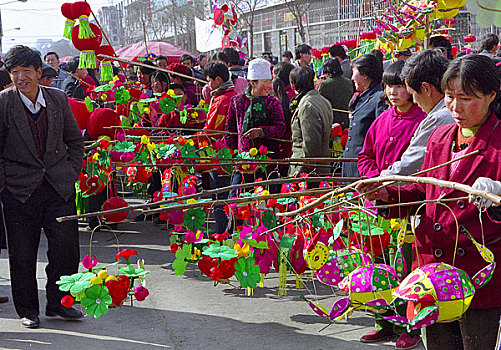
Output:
(71, 1), (94, 39)
(87, 108), (120, 140)
(68, 98), (91, 129)
(102, 197), (129, 222)
(61, 3), (78, 39)
(463, 35), (476, 43)
(95, 45), (116, 81)
(71, 23), (102, 69)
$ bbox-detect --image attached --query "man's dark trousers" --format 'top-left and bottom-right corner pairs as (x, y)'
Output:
(2, 179), (79, 318)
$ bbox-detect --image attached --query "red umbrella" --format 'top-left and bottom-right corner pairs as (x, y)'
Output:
(114, 41), (195, 63)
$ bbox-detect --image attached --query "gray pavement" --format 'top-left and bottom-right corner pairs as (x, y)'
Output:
(0, 203), (425, 350)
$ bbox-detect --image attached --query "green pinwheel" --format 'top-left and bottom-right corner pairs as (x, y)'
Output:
(56, 272), (94, 296)
(114, 141), (136, 153)
(234, 257), (261, 288)
(81, 285), (113, 319)
(183, 208), (206, 231)
(202, 244), (238, 260)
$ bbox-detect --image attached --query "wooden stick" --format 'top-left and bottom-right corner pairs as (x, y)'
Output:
(55, 176), (359, 222)
(279, 150), (481, 217)
(280, 175), (501, 218)
(115, 156), (357, 164)
(98, 54), (208, 84)
(85, 1), (128, 80)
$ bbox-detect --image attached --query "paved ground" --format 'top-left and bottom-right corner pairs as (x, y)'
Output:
(0, 201), (425, 350)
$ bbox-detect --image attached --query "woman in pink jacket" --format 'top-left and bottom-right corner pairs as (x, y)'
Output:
(358, 54), (501, 350)
(358, 60), (426, 178)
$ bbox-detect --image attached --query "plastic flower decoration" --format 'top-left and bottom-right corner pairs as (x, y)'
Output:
(81, 284), (113, 318)
(115, 248), (138, 262)
(82, 255), (98, 270)
(173, 243), (191, 275)
(202, 245), (238, 260)
(183, 208), (206, 231)
(234, 257), (261, 288)
(56, 272), (94, 296)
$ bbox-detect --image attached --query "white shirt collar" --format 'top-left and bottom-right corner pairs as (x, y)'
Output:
(19, 87), (46, 114)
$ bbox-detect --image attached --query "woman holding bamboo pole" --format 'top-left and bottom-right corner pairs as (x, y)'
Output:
(358, 55), (501, 350)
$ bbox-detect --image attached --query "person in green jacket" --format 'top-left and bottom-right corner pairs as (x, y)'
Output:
(288, 66), (333, 176)
(317, 58), (353, 129)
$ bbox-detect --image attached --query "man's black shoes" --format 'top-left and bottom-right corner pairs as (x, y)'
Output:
(21, 315), (40, 328)
(0, 296), (8, 303)
(46, 305), (83, 320)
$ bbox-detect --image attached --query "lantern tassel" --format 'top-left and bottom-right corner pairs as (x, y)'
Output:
(63, 19), (76, 40)
(78, 15), (96, 39)
(278, 247), (288, 296)
(100, 61), (114, 82)
(80, 50), (97, 69)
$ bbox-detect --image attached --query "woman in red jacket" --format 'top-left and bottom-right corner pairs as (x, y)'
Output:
(358, 54), (501, 350)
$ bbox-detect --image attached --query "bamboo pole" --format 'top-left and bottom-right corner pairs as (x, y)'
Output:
(56, 176), (360, 222)
(281, 175), (501, 218)
(98, 54), (208, 84)
(279, 150), (480, 217)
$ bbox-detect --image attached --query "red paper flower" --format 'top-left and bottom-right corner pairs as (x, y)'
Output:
(115, 248), (138, 261)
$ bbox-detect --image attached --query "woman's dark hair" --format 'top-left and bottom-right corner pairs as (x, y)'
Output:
(369, 49), (384, 63)
(295, 44), (312, 60)
(180, 54), (195, 64)
(155, 55), (169, 65)
(480, 33), (499, 52)
(67, 56), (80, 73)
(272, 62), (295, 123)
(429, 35), (452, 59)
(222, 48), (241, 66)
(4, 45), (42, 73)
(139, 60), (156, 75)
(381, 60), (412, 102)
(211, 51), (229, 65)
(442, 54), (501, 116)
(322, 58), (343, 77)
(328, 44), (347, 59)
(289, 66), (315, 94)
(351, 54), (383, 84)
(401, 49), (449, 93)
(151, 71), (170, 92)
(203, 61), (230, 82)
(282, 50), (293, 59)
(383, 60), (406, 86)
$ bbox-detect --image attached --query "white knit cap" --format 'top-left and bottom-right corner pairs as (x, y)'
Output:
(247, 58), (272, 80)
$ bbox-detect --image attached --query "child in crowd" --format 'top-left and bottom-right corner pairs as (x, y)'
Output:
(357, 60), (426, 177)
(357, 60), (426, 350)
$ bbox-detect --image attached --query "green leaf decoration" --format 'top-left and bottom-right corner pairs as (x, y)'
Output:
(245, 239), (269, 249)
(311, 210), (324, 229)
(84, 96), (94, 112)
(179, 144), (197, 159)
(158, 96), (180, 114)
(277, 197), (297, 205)
(333, 220), (343, 240)
(261, 210), (277, 229)
(172, 243), (191, 275)
(56, 272), (94, 296)
(81, 285), (112, 319)
(118, 265), (151, 279)
(140, 98), (157, 103)
(179, 110), (188, 124)
(114, 141), (136, 153)
(114, 88), (131, 105)
(234, 257), (261, 288)
(202, 244), (238, 260)
(156, 143), (178, 158)
(183, 208), (206, 231)
(94, 84), (111, 92)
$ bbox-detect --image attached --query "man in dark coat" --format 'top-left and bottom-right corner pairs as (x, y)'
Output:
(0, 46), (84, 328)
(61, 56), (87, 100)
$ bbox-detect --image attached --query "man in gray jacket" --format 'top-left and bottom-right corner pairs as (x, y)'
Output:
(0, 46), (84, 328)
(380, 49), (454, 177)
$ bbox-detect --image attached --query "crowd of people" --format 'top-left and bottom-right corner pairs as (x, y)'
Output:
(0, 32), (501, 350)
